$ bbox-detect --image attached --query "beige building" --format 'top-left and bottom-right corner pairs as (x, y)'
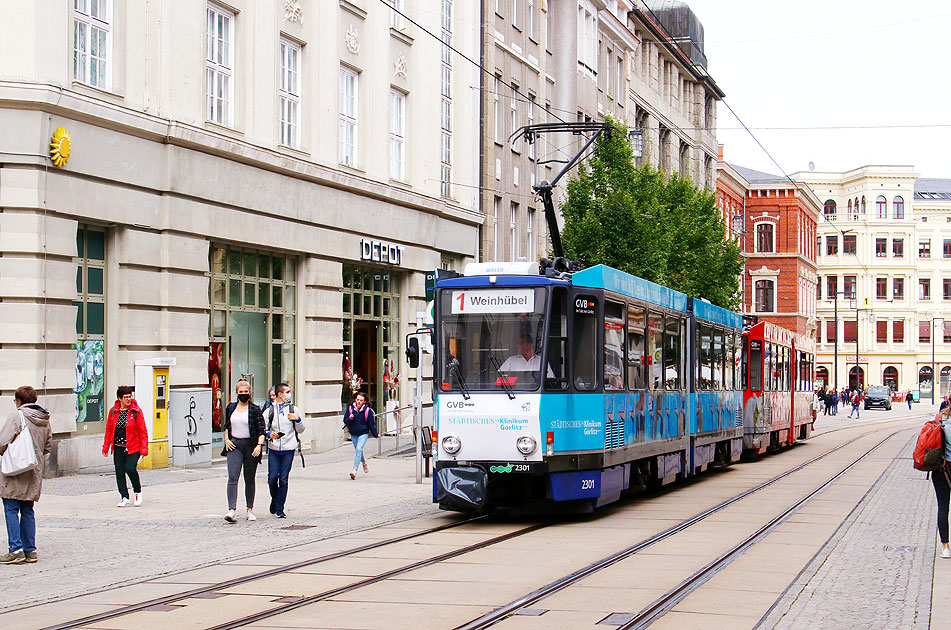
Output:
(794, 166), (951, 401)
(0, 0), (481, 472)
(480, 0), (723, 262)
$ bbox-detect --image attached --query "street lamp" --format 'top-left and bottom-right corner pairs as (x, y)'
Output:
(934, 317), (944, 405)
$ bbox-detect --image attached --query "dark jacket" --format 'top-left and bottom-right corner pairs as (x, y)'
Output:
(223, 401), (267, 443)
(0, 404), (52, 502)
(103, 400), (149, 456)
(344, 405), (378, 438)
(907, 392), (915, 402)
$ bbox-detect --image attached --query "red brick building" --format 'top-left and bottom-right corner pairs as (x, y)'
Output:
(717, 158), (821, 340)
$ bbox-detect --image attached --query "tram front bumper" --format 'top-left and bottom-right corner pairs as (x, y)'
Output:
(436, 466), (488, 512)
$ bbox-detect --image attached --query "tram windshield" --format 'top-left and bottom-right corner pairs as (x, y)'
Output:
(439, 287), (549, 392)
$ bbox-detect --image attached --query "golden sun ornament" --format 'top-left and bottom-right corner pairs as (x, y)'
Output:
(50, 127), (72, 167)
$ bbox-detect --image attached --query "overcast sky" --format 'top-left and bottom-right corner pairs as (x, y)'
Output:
(679, 0), (951, 178)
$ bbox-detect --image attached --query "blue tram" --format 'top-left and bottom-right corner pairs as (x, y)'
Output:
(432, 261), (746, 512)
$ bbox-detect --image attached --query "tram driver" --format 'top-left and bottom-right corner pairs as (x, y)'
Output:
(499, 334), (556, 380)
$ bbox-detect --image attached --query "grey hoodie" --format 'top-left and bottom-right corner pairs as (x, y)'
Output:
(0, 404), (52, 502)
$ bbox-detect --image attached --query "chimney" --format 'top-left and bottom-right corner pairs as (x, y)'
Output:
(717, 144), (724, 161)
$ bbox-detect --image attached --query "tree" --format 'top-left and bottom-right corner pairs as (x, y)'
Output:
(560, 119), (743, 309)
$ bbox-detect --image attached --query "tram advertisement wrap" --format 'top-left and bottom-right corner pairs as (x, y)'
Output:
(437, 394), (543, 462)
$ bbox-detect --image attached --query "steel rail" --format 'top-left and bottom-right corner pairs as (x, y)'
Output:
(40, 514), (488, 630)
(618, 430), (900, 629)
(453, 426), (906, 630)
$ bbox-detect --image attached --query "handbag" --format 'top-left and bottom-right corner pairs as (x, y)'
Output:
(1, 411), (39, 477)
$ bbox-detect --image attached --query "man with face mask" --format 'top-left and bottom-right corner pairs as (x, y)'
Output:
(264, 383), (305, 518)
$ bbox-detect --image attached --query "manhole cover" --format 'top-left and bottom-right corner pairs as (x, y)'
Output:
(515, 609), (548, 616)
(280, 525), (316, 530)
(883, 545), (916, 552)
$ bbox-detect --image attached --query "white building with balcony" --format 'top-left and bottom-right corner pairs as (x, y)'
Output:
(794, 166), (951, 402)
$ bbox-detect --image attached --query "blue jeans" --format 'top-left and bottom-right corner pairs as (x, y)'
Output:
(849, 403), (860, 418)
(267, 450), (295, 516)
(3, 499), (35, 553)
(352, 433), (369, 470)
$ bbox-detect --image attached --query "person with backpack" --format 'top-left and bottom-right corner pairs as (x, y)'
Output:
(264, 383), (305, 519)
(848, 389), (863, 419)
(926, 404), (951, 558)
(907, 390), (914, 410)
(343, 392), (378, 480)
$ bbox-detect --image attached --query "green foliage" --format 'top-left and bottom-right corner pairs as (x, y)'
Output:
(560, 119), (743, 309)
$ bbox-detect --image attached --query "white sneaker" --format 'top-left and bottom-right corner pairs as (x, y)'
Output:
(941, 548), (950, 559)
(246, 510), (257, 521)
(117, 497), (131, 508)
(224, 510), (237, 523)
(133, 492), (143, 507)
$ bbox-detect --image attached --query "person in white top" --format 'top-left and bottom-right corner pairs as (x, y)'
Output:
(500, 335), (542, 372)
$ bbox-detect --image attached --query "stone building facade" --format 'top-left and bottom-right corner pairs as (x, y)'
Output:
(0, 0), (481, 472)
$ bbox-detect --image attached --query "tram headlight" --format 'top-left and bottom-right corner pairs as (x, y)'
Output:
(442, 435), (462, 455)
(516, 435), (537, 455)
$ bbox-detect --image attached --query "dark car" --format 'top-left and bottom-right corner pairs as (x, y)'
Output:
(864, 386), (892, 410)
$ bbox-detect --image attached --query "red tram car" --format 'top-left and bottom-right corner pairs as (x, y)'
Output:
(741, 320), (816, 455)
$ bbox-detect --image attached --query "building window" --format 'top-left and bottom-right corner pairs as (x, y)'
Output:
(893, 238), (903, 258)
(920, 321), (931, 344)
(510, 202), (518, 260)
(861, 196), (866, 214)
(493, 196), (500, 260)
(528, 0), (535, 39)
(440, 0), (453, 198)
(876, 320), (887, 344)
(510, 83), (518, 138)
(339, 66), (358, 166)
(817, 281), (822, 300)
(578, 0), (598, 72)
(945, 322), (951, 344)
(754, 279), (774, 312)
(876, 277), (887, 299)
(206, 3), (234, 126)
(876, 195), (887, 219)
(389, 90), (405, 181)
(385, 0), (405, 29)
(893, 196), (905, 219)
(210, 247), (298, 404)
(606, 47), (613, 97)
(843, 234), (856, 255)
(73, 225), (107, 424)
(944, 239), (951, 258)
(826, 235), (838, 256)
(921, 278), (932, 300)
(756, 223), (774, 253)
(875, 238), (887, 257)
(527, 207), (535, 261)
(279, 39), (301, 148)
(920, 239), (931, 258)
(826, 275), (838, 299)
(824, 199), (836, 220)
(945, 278), (951, 300)
(893, 319), (904, 343)
(826, 320), (836, 343)
(73, 0), (112, 89)
(493, 73), (502, 143)
(893, 277), (904, 300)
(844, 320), (857, 343)
(844, 275), (856, 299)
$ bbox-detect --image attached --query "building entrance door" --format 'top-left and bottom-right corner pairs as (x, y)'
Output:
(353, 321), (381, 406)
(229, 312), (269, 402)
(848, 366), (864, 391)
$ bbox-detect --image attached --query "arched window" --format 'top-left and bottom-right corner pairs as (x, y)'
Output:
(942, 366), (951, 396)
(860, 196), (866, 214)
(883, 366), (898, 391)
(920, 365), (934, 396)
(755, 223), (774, 253)
(754, 279), (774, 312)
(893, 196), (904, 219)
(824, 199), (836, 220)
(847, 199), (853, 216)
(849, 366), (865, 390)
(876, 195), (887, 219)
(816, 366), (829, 388)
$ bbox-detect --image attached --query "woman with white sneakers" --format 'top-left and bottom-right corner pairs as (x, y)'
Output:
(222, 379), (266, 523)
(102, 386), (148, 508)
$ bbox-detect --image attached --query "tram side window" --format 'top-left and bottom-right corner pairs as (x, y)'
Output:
(697, 325), (712, 390)
(627, 306), (646, 390)
(748, 338), (762, 392)
(545, 288), (568, 390)
(742, 336), (749, 389)
(724, 332), (734, 390)
(604, 300), (625, 391)
(764, 343), (773, 392)
(783, 346), (790, 391)
(572, 294), (598, 390)
(648, 312), (664, 389)
(664, 316), (683, 390)
(712, 329), (724, 390)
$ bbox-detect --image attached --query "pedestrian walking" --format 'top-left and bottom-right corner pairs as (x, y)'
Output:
(343, 392), (378, 480)
(264, 383), (305, 519)
(0, 385), (52, 564)
(222, 379), (266, 523)
(262, 386), (276, 413)
(847, 389), (863, 419)
(812, 391), (822, 421)
(102, 386), (149, 508)
(931, 405), (951, 558)
(822, 388), (831, 416)
(907, 391), (915, 410)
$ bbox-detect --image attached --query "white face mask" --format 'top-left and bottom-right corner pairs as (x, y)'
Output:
(282, 392), (292, 405)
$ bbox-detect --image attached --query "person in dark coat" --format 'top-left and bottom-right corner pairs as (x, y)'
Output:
(344, 392), (378, 480)
(0, 386), (52, 564)
(907, 391), (915, 410)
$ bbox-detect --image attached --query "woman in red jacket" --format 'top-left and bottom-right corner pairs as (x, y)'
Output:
(102, 386), (149, 507)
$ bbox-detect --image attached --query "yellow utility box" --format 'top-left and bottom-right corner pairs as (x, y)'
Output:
(134, 357), (176, 469)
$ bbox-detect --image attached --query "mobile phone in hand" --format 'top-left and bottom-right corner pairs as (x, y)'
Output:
(275, 431), (285, 438)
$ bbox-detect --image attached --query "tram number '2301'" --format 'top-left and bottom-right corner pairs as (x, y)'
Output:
(581, 479), (596, 490)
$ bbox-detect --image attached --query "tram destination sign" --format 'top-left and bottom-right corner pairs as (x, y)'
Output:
(450, 289), (535, 314)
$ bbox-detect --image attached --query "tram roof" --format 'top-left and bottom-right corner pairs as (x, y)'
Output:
(572, 265), (688, 313)
(692, 299), (742, 329)
(436, 274), (569, 288)
(747, 320), (817, 353)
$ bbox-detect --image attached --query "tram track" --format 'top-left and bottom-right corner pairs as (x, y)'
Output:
(452, 423), (910, 630)
(41, 421), (909, 630)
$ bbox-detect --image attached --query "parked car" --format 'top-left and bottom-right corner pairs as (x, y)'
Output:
(864, 386), (892, 410)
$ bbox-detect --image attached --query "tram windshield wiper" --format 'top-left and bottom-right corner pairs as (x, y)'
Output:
(489, 355), (516, 400)
(447, 352), (470, 400)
